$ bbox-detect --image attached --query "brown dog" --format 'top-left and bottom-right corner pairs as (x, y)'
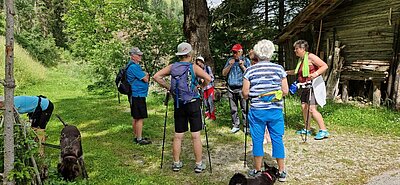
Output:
(57, 115), (88, 181)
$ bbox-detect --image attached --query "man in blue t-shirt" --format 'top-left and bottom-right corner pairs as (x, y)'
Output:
(222, 43), (251, 133)
(126, 47), (151, 145)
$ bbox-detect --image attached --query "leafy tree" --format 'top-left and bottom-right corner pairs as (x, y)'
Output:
(65, 0), (183, 91)
(209, 0), (308, 75)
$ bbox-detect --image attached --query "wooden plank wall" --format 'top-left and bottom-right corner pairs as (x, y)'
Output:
(320, 0), (400, 64)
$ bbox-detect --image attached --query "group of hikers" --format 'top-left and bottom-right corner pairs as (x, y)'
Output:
(0, 38), (330, 182)
(125, 38), (329, 181)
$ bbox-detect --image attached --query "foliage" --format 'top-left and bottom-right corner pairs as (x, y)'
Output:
(64, 0), (184, 92)
(0, 121), (39, 184)
(0, 36), (47, 94)
(15, 30), (62, 67)
(209, 0), (308, 76)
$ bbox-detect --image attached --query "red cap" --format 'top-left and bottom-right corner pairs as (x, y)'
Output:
(231, 44), (243, 52)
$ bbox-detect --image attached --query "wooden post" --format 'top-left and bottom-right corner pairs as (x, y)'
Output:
(341, 80), (349, 102)
(4, 0), (16, 184)
(372, 81), (381, 106)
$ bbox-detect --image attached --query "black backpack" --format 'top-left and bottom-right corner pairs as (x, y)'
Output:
(115, 63), (133, 95)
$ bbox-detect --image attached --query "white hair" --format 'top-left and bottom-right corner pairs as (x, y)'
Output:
(253, 39), (275, 60)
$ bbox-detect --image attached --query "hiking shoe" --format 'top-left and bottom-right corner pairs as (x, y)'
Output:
(278, 171), (287, 182)
(172, 161), (183, 172)
(194, 162), (206, 173)
(133, 137), (150, 144)
(137, 138), (152, 145)
(314, 130), (329, 140)
(295, 128), (311, 135)
(231, 127), (240, 133)
(248, 169), (261, 177)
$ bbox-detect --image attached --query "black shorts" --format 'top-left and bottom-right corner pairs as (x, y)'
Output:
(31, 101), (54, 129)
(174, 99), (202, 133)
(300, 88), (317, 105)
(130, 97), (148, 119)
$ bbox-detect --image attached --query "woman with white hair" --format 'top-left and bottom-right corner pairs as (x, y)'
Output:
(242, 39), (288, 181)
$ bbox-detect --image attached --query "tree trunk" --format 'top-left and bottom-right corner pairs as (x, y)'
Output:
(4, 0), (16, 184)
(265, 0), (268, 26)
(183, 0), (213, 69)
(278, 0), (284, 67)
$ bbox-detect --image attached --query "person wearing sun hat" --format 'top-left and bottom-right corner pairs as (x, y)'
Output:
(195, 56), (216, 120)
(222, 43), (251, 133)
(153, 42), (211, 173)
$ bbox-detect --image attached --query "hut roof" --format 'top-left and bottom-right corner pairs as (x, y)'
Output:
(276, 0), (345, 43)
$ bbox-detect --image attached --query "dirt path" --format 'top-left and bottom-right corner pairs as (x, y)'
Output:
(206, 129), (400, 185)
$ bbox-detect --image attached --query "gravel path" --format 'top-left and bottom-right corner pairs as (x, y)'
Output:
(206, 128), (400, 185)
(365, 170), (400, 185)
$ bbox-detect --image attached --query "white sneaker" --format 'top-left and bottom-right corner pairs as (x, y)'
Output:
(231, 127), (240, 133)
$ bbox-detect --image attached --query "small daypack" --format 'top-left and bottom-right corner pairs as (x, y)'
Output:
(115, 63), (133, 95)
(28, 95), (47, 120)
(170, 62), (199, 108)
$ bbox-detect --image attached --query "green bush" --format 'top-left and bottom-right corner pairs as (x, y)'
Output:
(15, 30), (61, 67)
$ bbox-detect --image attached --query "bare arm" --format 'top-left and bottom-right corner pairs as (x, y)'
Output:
(308, 53), (328, 79)
(194, 64), (211, 89)
(222, 59), (235, 76)
(281, 77), (289, 96)
(142, 72), (150, 83)
(242, 78), (250, 100)
(286, 70), (295, 75)
(152, 65), (172, 90)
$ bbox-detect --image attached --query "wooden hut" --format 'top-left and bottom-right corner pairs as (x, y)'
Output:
(277, 0), (400, 109)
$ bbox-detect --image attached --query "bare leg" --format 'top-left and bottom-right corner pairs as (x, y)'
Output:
(132, 119), (137, 137)
(309, 105), (326, 130)
(134, 119), (144, 138)
(301, 103), (311, 130)
(173, 133), (184, 162)
(276, 158), (285, 172)
(254, 156), (263, 171)
(191, 131), (203, 163)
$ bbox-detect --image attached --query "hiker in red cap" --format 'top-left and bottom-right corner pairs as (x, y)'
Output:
(222, 43), (251, 134)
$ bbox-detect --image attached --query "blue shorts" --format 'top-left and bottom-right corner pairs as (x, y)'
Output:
(248, 108), (285, 159)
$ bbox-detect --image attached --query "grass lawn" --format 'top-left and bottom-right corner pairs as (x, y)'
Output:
(15, 63), (400, 185)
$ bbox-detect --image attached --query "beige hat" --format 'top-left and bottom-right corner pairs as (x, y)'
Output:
(175, 42), (192, 56)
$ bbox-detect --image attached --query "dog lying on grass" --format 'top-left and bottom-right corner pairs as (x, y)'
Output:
(229, 162), (279, 185)
(56, 115), (88, 181)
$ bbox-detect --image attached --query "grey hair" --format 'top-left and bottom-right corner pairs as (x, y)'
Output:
(253, 39), (275, 60)
(293, 40), (309, 51)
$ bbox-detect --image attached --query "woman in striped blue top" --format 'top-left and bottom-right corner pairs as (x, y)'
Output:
(242, 39), (289, 182)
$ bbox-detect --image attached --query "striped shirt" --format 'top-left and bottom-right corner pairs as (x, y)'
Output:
(243, 61), (287, 110)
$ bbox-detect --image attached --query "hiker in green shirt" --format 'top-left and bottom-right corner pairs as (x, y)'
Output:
(286, 40), (329, 140)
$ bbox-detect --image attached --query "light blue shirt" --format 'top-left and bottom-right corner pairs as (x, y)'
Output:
(14, 96), (49, 114)
(126, 60), (149, 97)
(243, 61), (287, 110)
(224, 56), (251, 87)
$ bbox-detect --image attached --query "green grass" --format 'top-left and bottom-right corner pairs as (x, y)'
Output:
(10, 61), (400, 184)
(0, 36), (47, 92)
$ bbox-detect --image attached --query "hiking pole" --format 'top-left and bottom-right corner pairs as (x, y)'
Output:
(302, 82), (313, 142)
(200, 89), (212, 173)
(244, 98), (250, 168)
(160, 91), (170, 169)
